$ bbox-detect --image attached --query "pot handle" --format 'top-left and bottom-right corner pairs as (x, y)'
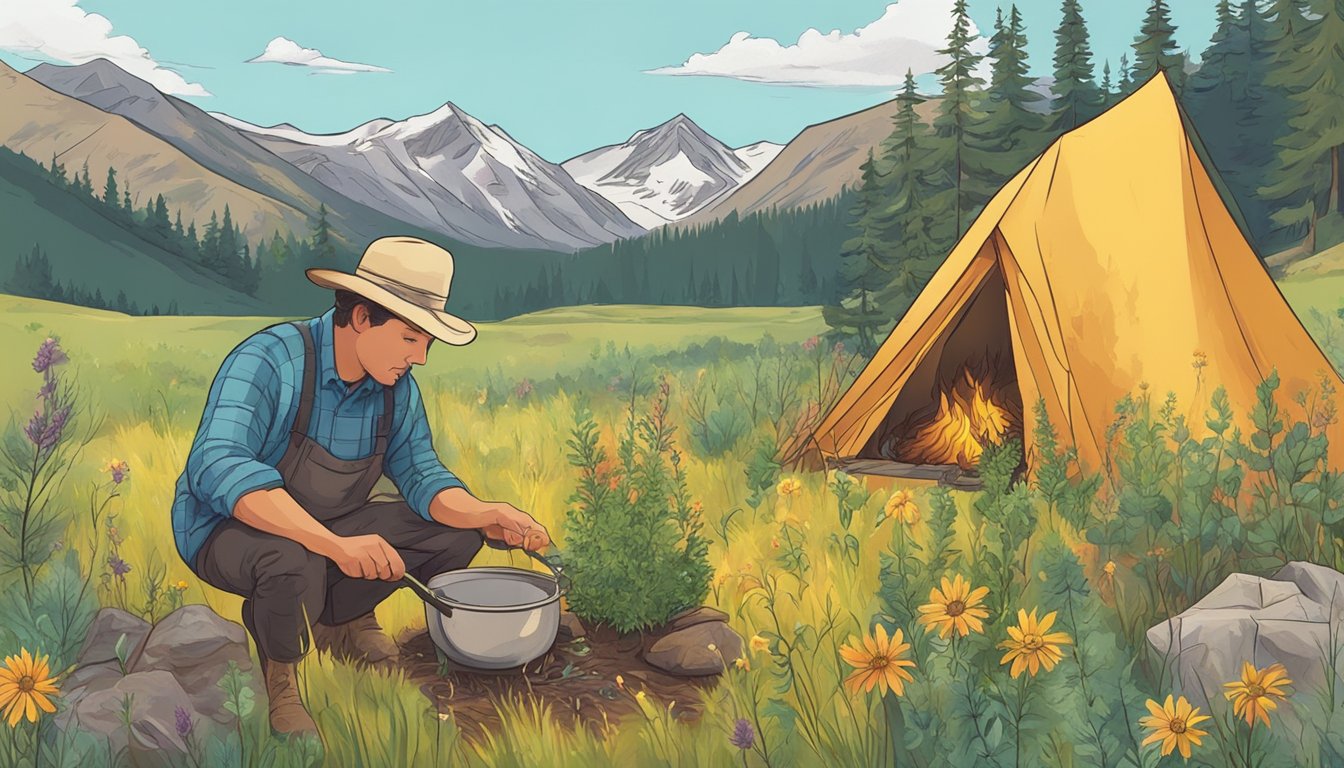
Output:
(402, 573), (455, 619)
(485, 538), (570, 595)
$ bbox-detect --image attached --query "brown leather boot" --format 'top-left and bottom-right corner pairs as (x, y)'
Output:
(262, 659), (318, 738)
(312, 612), (399, 668)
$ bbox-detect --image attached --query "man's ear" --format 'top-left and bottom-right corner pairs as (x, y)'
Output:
(351, 303), (368, 332)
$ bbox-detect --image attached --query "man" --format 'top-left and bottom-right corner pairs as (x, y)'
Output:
(171, 236), (549, 738)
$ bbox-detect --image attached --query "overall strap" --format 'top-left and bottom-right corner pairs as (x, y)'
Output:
(374, 384), (395, 454)
(291, 321), (317, 442)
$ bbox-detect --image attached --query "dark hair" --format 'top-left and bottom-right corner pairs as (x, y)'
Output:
(332, 289), (400, 328)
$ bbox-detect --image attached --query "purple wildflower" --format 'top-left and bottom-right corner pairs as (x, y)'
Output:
(729, 717), (755, 750)
(39, 405), (70, 451)
(514, 378), (534, 400)
(24, 411), (44, 446)
(832, 341), (846, 357)
(107, 459), (130, 485)
(174, 706), (193, 738)
(37, 378), (57, 401)
(802, 335), (820, 352)
(108, 556), (132, 578)
(32, 338), (67, 374)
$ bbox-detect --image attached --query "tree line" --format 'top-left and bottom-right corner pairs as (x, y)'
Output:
(823, 0), (1344, 354)
(5, 243), (180, 316)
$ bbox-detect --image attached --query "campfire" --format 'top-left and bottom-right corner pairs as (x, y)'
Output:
(888, 354), (1022, 471)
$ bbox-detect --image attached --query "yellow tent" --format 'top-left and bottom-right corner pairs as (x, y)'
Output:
(794, 73), (1344, 484)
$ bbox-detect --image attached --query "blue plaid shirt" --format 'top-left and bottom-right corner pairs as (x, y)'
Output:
(171, 308), (468, 566)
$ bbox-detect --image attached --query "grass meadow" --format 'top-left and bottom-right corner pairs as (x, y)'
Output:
(3, 289), (1344, 767)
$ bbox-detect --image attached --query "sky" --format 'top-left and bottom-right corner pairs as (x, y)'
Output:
(0, 0), (1218, 163)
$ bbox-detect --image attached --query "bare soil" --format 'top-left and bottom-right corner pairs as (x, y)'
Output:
(396, 621), (720, 741)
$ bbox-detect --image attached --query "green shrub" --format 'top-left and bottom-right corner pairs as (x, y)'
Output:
(562, 377), (712, 633)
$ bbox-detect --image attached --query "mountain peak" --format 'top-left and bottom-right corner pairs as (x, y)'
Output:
(28, 57), (159, 99)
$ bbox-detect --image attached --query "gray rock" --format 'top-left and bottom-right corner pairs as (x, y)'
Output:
(76, 608), (152, 669)
(73, 670), (196, 767)
(643, 621), (744, 676)
(131, 605), (254, 724)
(1147, 561), (1344, 718)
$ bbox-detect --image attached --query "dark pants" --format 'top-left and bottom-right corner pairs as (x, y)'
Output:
(194, 498), (484, 663)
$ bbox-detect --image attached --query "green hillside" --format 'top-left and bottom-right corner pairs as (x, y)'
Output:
(0, 148), (266, 315)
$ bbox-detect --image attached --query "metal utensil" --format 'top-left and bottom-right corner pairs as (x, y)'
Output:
(402, 537), (569, 670)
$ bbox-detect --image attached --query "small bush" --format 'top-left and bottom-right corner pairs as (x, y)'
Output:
(562, 376), (712, 633)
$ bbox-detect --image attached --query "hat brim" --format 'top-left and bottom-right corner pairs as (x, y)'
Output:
(306, 269), (477, 346)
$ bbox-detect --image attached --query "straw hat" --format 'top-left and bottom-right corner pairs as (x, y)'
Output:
(306, 236), (477, 345)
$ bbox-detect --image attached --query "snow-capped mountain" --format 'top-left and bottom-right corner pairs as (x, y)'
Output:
(213, 104), (645, 252)
(561, 114), (783, 229)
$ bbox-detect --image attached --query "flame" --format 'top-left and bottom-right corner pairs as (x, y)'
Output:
(892, 359), (1022, 471)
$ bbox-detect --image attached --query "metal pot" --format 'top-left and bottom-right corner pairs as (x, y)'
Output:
(402, 544), (568, 670)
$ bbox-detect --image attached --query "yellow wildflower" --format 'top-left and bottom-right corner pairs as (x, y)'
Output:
(776, 477), (802, 496)
(1223, 662), (1291, 729)
(1140, 695), (1210, 760)
(0, 649), (60, 726)
(916, 574), (990, 639)
(838, 624), (916, 697)
(997, 608), (1072, 679)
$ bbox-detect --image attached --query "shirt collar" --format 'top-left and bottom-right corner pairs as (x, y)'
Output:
(314, 309), (381, 399)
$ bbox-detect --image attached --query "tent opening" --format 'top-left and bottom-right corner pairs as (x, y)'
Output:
(855, 258), (1024, 486)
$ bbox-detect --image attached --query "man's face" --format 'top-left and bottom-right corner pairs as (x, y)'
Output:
(351, 304), (434, 386)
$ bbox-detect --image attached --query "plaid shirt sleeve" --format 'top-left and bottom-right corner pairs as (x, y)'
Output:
(384, 373), (469, 521)
(185, 336), (287, 518)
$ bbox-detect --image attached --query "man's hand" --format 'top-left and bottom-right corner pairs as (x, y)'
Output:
(323, 534), (406, 581)
(482, 503), (551, 552)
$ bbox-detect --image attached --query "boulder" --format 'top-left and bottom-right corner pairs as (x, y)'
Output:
(76, 608), (152, 669)
(72, 670), (197, 768)
(1147, 561), (1344, 715)
(643, 620), (744, 676)
(131, 605), (254, 724)
(659, 606), (730, 636)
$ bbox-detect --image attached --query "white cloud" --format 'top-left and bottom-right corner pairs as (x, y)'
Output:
(645, 0), (988, 88)
(0, 0), (210, 96)
(246, 37), (391, 74)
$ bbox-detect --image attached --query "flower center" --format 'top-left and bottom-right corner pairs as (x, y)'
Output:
(1022, 634), (1043, 651)
(1169, 716), (1187, 734)
(17, 675), (34, 692)
(945, 600), (966, 617)
(869, 655), (889, 670)
(1247, 684), (1264, 699)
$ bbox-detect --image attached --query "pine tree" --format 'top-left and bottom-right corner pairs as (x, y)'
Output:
(80, 161), (92, 197)
(1118, 52), (1134, 94)
(823, 150), (895, 353)
(1131, 0), (1187, 93)
(153, 195), (171, 239)
(173, 210), (185, 241)
(186, 221), (200, 261)
(1261, 0), (1344, 252)
(311, 203), (336, 262)
(1099, 60), (1116, 109)
(1051, 0), (1100, 132)
(102, 166), (118, 208)
(201, 211), (220, 270)
(219, 205), (239, 283)
(929, 0), (995, 236)
(122, 188), (132, 217)
(981, 5), (1048, 180)
(1188, 0), (1279, 248)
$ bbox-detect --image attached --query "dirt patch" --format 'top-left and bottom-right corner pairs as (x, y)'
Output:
(396, 623), (720, 741)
